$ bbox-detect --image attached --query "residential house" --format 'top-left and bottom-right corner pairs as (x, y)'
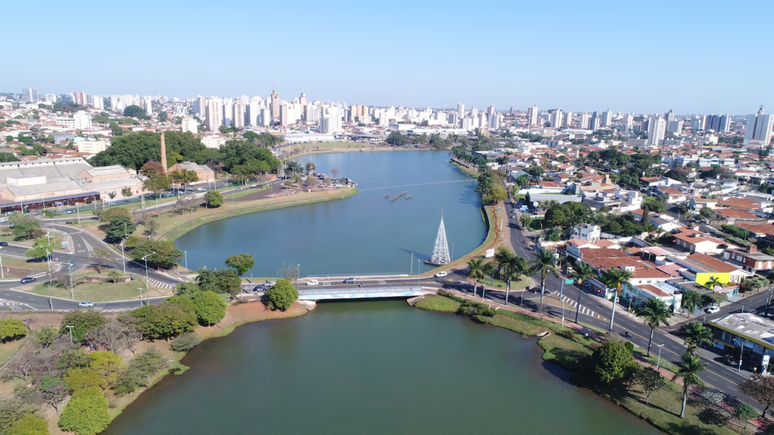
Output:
(673, 229), (735, 255)
(722, 245), (774, 273)
(570, 223), (601, 242)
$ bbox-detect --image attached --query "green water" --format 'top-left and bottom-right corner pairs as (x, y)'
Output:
(175, 151), (486, 277)
(106, 301), (660, 434)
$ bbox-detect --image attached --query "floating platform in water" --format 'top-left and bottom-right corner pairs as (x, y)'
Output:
(390, 191), (407, 202)
(405, 194), (412, 200)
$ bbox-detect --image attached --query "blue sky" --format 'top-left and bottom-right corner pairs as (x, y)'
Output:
(5, 0), (771, 114)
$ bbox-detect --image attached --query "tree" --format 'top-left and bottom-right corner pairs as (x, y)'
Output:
(104, 214), (136, 244)
(39, 375), (68, 414)
(530, 249), (559, 308)
(636, 298), (672, 356)
(741, 373), (774, 418)
(33, 325), (59, 348)
(331, 168), (340, 179)
(592, 341), (636, 384)
(0, 319), (26, 342)
(91, 248), (111, 274)
(733, 403), (757, 429)
(195, 269), (241, 297)
(634, 367), (666, 405)
(58, 387), (110, 435)
(674, 353), (706, 418)
(385, 131), (408, 146)
(171, 332), (201, 352)
(176, 282), (201, 297)
(519, 214), (532, 230)
(569, 262), (595, 286)
(170, 169), (199, 192)
(123, 105), (148, 119)
(285, 161), (302, 176)
(60, 310), (106, 344)
(304, 161), (316, 175)
(8, 413), (48, 435)
(602, 267), (633, 302)
(143, 173), (171, 195)
(143, 219), (160, 237)
(12, 219), (43, 241)
(58, 349), (90, 370)
(88, 351), (125, 389)
(705, 276), (724, 291)
(85, 321), (132, 353)
(467, 258), (485, 295)
(113, 349), (165, 396)
(63, 367), (102, 393)
(680, 290), (703, 315)
(131, 302), (197, 341)
(191, 291), (227, 326)
(265, 278), (298, 311)
(680, 322), (713, 355)
(130, 240), (183, 270)
(699, 207), (715, 221)
(495, 248), (527, 305)
(225, 254), (254, 276)
(204, 190), (224, 208)
(483, 185), (507, 205)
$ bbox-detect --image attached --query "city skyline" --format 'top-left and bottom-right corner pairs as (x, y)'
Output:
(4, 0), (773, 113)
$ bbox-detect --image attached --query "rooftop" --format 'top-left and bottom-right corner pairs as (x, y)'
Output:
(711, 313), (774, 348)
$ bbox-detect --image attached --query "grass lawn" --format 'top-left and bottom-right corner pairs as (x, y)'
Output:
(480, 275), (531, 291)
(26, 276), (171, 302)
(0, 256), (50, 278)
(224, 185), (269, 200)
(0, 338), (26, 367)
(414, 294), (462, 313)
(450, 160), (479, 177)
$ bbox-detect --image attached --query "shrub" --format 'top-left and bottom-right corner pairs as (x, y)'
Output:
(264, 279), (298, 311)
(0, 398), (39, 434)
(114, 349), (165, 396)
(8, 413), (48, 435)
(58, 387), (110, 435)
(63, 368), (102, 393)
(0, 318), (27, 342)
(204, 190), (224, 208)
(60, 310), (106, 344)
(171, 332), (202, 352)
(591, 341), (636, 384)
(191, 291), (227, 326)
(457, 301), (496, 318)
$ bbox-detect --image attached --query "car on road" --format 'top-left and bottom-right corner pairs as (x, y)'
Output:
(306, 279), (319, 286)
(0, 241), (8, 246)
(264, 281), (276, 288)
(705, 305), (720, 314)
(20, 277), (36, 284)
(435, 271), (448, 278)
(78, 301), (95, 308)
(253, 284), (266, 292)
(344, 277), (356, 284)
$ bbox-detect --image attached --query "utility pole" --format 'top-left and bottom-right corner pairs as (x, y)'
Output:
(66, 325), (74, 343)
(141, 252), (156, 306)
(608, 289), (618, 332)
(656, 344), (664, 372)
(61, 261), (74, 299)
(575, 286), (582, 323)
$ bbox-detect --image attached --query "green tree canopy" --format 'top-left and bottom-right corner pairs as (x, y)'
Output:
(123, 105), (148, 119)
(0, 318), (27, 342)
(60, 310), (106, 344)
(195, 269), (241, 297)
(592, 341), (636, 384)
(104, 214), (136, 244)
(265, 278), (298, 311)
(204, 190), (224, 208)
(58, 387), (110, 435)
(90, 131), (208, 170)
(130, 240), (183, 270)
(219, 140), (281, 174)
(8, 412), (48, 435)
(191, 291), (228, 326)
(131, 302), (197, 340)
(225, 254), (254, 276)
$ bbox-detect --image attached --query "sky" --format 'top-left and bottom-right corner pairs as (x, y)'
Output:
(5, 0), (773, 114)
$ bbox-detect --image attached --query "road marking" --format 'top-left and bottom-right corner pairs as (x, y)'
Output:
(377, 280), (387, 285)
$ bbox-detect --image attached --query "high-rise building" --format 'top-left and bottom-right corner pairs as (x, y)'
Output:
(143, 96), (153, 117)
(744, 106), (774, 145)
(665, 109), (675, 125)
(549, 110), (563, 129)
(692, 115), (706, 131)
(667, 120), (683, 135)
(72, 91), (87, 106)
(601, 109), (612, 127)
(564, 111), (573, 128)
(195, 96), (206, 118)
(270, 90), (280, 121)
(647, 115), (666, 146)
(233, 100), (246, 128)
(623, 113), (634, 131)
(580, 113), (590, 129)
(21, 88), (38, 103)
(718, 114), (731, 133)
(205, 97), (223, 132)
(589, 112), (600, 131)
(73, 110), (92, 131)
(320, 107), (342, 133)
(279, 104), (290, 126)
(527, 105), (538, 126)
(181, 116), (198, 134)
(457, 103), (465, 120)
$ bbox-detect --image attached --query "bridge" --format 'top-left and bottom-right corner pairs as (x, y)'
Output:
(298, 286), (433, 301)
(358, 179), (475, 192)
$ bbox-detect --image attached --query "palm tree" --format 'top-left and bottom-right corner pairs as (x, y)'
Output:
(285, 161), (302, 177)
(530, 248), (559, 308)
(519, 214), (532, 230)
(495, 248), (527, 305)
(705, 276), (724, 291)
(602, 267), (633, 331)
(304, 161), (316, 175)
(680, 290), (703, 315)
(680, 322), (713, 355)
(569, 262), (595, 287)
(636, 298), (673, 356)
(467, 258), (485, 297)
(674, 353), (706, 418)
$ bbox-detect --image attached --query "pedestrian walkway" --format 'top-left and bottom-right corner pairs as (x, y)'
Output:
(100, 308), (132, 313)
(147, 278), (175, 290)
(559, 295), (601, 319)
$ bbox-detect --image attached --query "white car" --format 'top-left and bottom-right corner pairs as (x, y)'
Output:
(435, 271), (448, 278)
(705, 305), (720, 314)
(78, 301), (95, 308)
(306, 280), (319, 286)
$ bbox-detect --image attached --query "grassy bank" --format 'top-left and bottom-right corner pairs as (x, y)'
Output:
(450, 159), (479, 177)
(414, 292), (740, 435)
(156, 188), (358, 241)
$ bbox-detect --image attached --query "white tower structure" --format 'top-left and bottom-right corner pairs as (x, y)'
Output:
(429, 215), (451, 265)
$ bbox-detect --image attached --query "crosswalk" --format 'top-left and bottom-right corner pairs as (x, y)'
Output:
(559, 295), (598, 318)
(147, 278), (175, 290)
(101, 308), (132, 313)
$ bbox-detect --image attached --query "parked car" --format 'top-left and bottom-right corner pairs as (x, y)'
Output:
(705, 305), (720, 314)
(344, 277), (356, 284)
(435, 271), (448, 278)
(20, 277), (36, 284)
(306, 280), (319, 286)
(0, 241), (8, 246)
(78, 301), (95, 308)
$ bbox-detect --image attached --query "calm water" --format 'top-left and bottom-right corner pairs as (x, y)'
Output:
(106, 301), (660, 435)
(176, 151), (486, 277)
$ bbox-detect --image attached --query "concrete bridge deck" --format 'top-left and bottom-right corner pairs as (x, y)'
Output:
(298, 286), (432, 301)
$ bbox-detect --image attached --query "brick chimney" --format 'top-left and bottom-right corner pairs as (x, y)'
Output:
(160, 132), (168, 176)
(748, 245), (757, 253)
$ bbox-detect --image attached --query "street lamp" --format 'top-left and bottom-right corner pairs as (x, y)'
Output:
(66, 325), (74, 344)
(184, 250), (188, 271)
(137, 287), (144, 307)
(61, 261), (74, 299)
(141, 252), (156, 305)
(43, 248), (51, 272)
(656, 344), (664, 372)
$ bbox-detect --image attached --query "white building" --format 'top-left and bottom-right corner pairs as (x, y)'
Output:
(205, 97), (222, 132)
(549, 110), (563, 129)
(744, 106), (774, 146)
(21, 88), (38, 103)
(181, 117), (198, 134)
(527, 105), (538, 126)
(75, 139), (108, 154)
(570, 223), (601, 242)
(647, 116), (666, 146)
(602, 109), (612, 127)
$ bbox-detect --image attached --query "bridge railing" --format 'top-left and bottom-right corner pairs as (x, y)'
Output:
(299, 287), (424, 295)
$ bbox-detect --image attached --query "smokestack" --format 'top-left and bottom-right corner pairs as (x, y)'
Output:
(160, 132), (168, 175)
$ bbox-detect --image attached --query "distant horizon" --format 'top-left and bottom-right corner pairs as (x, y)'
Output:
(4, 0), (771, 114)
